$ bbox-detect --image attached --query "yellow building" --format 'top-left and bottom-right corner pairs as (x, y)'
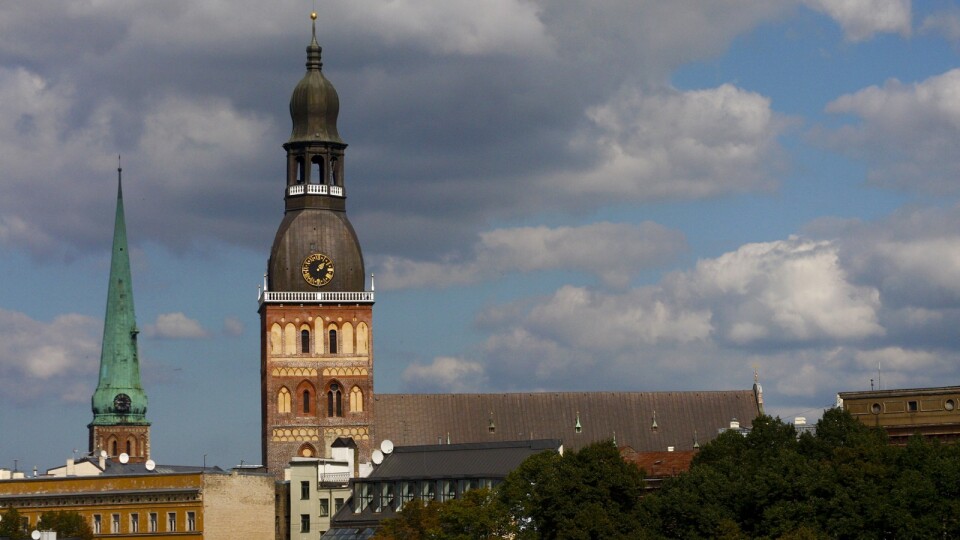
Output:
(0, 466), (275, 539)
(838, 385), (960, 443)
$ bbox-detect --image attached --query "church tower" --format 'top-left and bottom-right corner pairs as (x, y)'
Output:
(89, 163), (151, 463)
(260, 13), (374, 475)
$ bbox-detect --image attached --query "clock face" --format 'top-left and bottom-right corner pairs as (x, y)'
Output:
(301, 253), (335, 287)
(114, 393), (132, 414)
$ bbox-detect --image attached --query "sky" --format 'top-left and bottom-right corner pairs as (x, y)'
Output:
(2, 0), (960, 471)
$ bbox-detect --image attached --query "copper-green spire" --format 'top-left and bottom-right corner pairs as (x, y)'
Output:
(90, 160), (149, 426)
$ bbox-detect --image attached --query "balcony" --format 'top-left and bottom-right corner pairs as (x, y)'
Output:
(287, 184), (344, 197)
(259, 290), (374, 305)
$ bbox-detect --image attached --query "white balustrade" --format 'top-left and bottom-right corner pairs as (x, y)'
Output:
(259, 290), (374, 304)
(286, 184), (344, 197)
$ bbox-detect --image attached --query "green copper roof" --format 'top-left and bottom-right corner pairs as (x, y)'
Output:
(90, 167), (149, 426)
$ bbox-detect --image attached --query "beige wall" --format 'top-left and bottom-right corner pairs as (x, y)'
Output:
(202, 473), (276, 540)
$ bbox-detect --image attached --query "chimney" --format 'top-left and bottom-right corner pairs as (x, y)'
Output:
(66, 458), (76, 476)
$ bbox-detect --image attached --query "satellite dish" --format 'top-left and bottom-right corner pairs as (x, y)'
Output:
(31, 531), (41, 540)
(100, 450), (108, 458)
(145, 459), (156, 471)
(381, 440), (394, 454)
(119, 453), (129, 464)
(371, 449), (384, 465)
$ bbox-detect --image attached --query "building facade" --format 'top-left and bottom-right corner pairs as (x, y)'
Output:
(838, 386), (960, 443)
(0, 467), (274, 540)
(260, 13), (375, 478)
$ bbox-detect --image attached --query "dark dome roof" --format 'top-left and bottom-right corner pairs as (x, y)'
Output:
(288, 31), (343, 145)
(268, 209), (365, 292)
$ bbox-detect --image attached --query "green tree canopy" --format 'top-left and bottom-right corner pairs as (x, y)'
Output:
(0, 508), (27, 540)
(38, 510), (94, 540)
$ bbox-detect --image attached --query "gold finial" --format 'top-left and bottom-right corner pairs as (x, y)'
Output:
(311, 11), (317, 20)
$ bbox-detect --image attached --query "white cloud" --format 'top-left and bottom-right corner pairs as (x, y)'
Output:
(806, 0), (911, 41)
(143, 312), (209, 339)
(0, 309), (100, 404)
(550, 84), (785, 200)
(824, 69), (960, 194)
(674, 237), (884, 344)
(378, 221), (685, 290)
(401, 356), (488, 392)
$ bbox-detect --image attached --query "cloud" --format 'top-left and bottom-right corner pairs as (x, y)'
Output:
(805, 0), (912, 41)
(547, 84), (786, 200)
(673, 237), (884, 344)
(822, 68), (960, 195)
(824, 205), (960, 310)
(401, 356), (488, 392)
(143, 312), (209, 339)
(378, 221), (685, 290)
(473, 234), (907, 399)
(468, 204), (960, 410)
(223, 316), (245, 337)
(920, 7), (960, 43)
(0, 309), (101, 404)
(335, 0), (552, 57)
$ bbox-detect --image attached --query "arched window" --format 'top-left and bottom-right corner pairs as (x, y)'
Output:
(342, 323), (354, 354)
(350, 386), (364, 412)
(327, 383), (342, 417)
(126, 440), (133, 455)
(111, 439), (118, 456)
(277, 387), (291, 413)
(298, 444), (316, 458)
(270, 323), (282, 354)
(329, 328), (338, 354)
(311, 156), (324, 185)
(284, 323), (296, 355)
(296, 381), (315, 416)
(301, 329), (311, 354)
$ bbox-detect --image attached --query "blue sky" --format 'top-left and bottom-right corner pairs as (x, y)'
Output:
(3, 0), (960, 471)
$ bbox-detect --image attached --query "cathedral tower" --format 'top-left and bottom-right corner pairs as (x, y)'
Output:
(89, 163), (151, 463)
(260, 13), (374, 475)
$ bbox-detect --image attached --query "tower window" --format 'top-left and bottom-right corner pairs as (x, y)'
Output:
(111, 440), (118, 456)
(350, 386), (364, 412)
(278, 387), (291, 413)
(327, 383), (342, 417)
(126, 440), (132, 455)
(312, 156), (324, 185)
(329, 157), (339, 186)
(301, 329), (311, 354)
(303, 390), (311, 414)
(329, 329), (338, 354)
(296, 157), (305, 184)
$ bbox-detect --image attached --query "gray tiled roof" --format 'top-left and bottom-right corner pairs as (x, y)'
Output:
(373, 390), (760, 453)
(368, 439), (561, 480)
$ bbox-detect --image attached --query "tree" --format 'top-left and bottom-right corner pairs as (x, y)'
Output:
(374, 489), (511, 540)
(499, 441), (648, 539)
(37, 511), (93, 540)
(0, 508), (27, 540)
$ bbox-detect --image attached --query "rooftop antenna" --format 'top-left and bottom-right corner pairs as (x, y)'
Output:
(651, 410), (658, 431)
(870, 378), (874, 391)
(878, 361), (882, 391)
